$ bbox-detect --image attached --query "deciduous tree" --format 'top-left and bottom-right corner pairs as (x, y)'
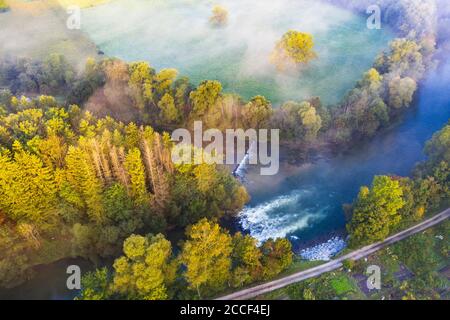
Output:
(347, 176), (405, 247)
(180, 219), (232, 297)
(271, 30), (317, 71)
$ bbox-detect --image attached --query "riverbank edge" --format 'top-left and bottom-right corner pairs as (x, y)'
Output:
(236, 0), (440, 258)
(216, 207), (450, 300)
(0, 0), (441, 293)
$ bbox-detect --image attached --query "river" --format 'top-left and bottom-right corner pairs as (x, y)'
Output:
(1, 56), (448, 299)
(239, 56), (450, 258)
(1, 0), (450, 300)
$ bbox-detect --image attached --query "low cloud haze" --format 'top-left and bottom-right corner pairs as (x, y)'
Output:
(0, 0), (98, 70)
(80, 0), (391, 104)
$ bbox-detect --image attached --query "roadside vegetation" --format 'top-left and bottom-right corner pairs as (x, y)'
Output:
(77, 219), (293, 300)
(259, 220), (449, 300)
(346, 123), (450, 248)
(0, 0), (447, 300)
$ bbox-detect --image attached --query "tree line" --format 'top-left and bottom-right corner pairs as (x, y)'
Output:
(78, 219), (293, 300)
(0, 29), (434, 156)
(0, 0), (442, 296)
(346, 122), (450, 247)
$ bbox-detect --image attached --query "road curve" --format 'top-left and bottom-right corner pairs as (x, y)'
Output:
(217, 208), (450, 300)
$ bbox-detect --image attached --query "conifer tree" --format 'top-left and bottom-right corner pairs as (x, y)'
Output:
(63, 145), (105, 223)
(124, 148), (149, 206)
(0, 144), (57, 225)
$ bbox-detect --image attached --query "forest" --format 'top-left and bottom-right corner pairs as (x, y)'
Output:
(0, 0), (448, 300)
(0, 30), (433, 154)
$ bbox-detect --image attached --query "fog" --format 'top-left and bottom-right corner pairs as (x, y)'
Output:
(1, 0), (447, 103)
(0, 0), (99, 70)
(436, 0), (450, 54)
(81, 0), (392, 104)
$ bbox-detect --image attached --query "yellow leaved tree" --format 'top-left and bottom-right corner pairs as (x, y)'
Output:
(270, 30), (317, 71)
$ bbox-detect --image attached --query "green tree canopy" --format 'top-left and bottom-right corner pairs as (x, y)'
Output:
(112, 234), (177, 300)
(189, 80), (222, 117)
(347, 176), (406, 247)
(271, 30), (317, 71)
(260, 238), (293, 279)
(180, 218), (232, 297)
(241, 95), (272, 129)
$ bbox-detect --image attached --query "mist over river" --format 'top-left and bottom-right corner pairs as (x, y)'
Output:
(1, 0), (449, 300)
(239, 57), (450, 251)
(1, 55), (448, 299)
